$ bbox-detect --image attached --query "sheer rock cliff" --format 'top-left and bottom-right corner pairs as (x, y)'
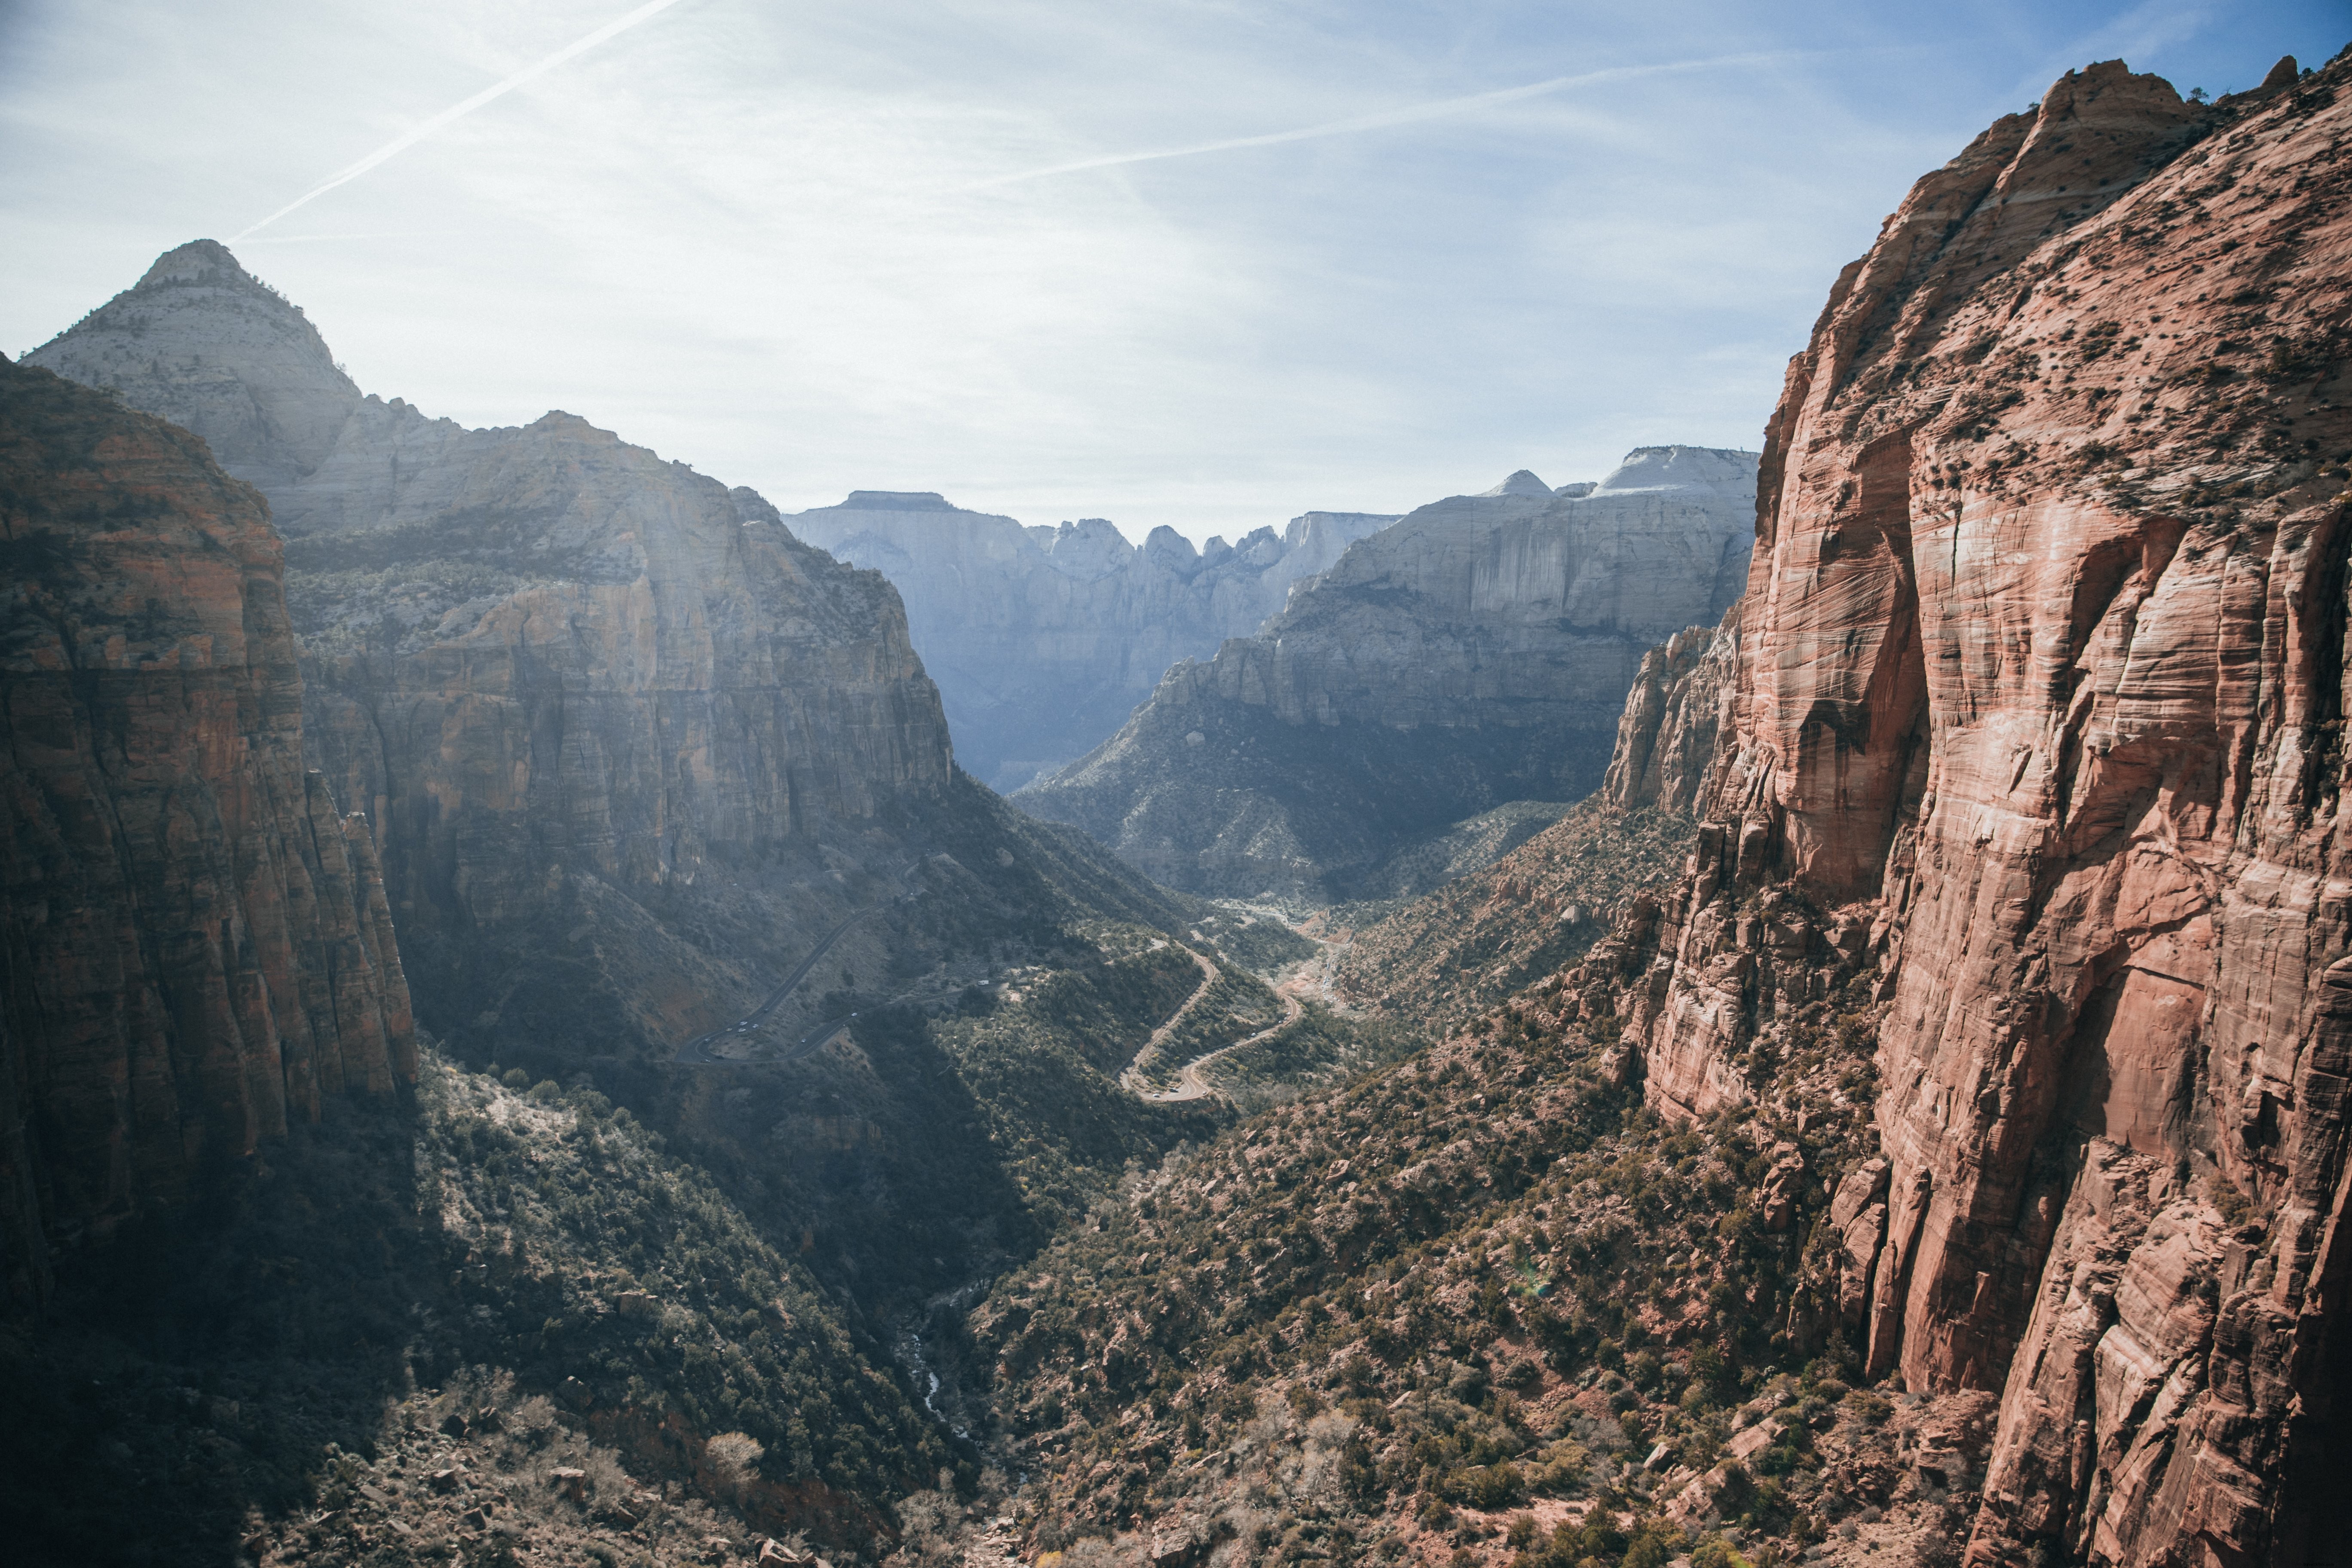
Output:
(26, 241), (1131, 1073)
(0, 356), (413, 1308)
(790, 492), (1399, 791)
(1580, 54), (2352, 1564)
(1016, 448), (1756, 901)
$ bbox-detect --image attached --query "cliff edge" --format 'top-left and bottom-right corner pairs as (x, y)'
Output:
(1594, 52), (2352, 1563)
(0, 355), (413, 1308)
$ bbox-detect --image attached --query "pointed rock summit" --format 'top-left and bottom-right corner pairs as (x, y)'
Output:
(1478, 469), (1554, 497)
(24, 239), (1018, 1072)
(29, 237), (358, 487)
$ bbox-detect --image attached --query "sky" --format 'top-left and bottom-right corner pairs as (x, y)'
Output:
(3, 2), (2343, 544)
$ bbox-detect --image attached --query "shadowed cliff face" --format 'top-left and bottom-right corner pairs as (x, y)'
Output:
(28, 242), (1063, 1071)
(790, 492), (1400, 792)
(1599, 55), (2352, 1565)
(0, 357), (413, 1308)
(1016, 448), (1756, 902)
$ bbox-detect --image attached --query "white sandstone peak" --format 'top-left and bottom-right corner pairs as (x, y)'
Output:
(1479, 469), (1554, 498)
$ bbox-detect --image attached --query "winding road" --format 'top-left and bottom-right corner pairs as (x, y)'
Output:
(1117, 947), (1219, 1096)
(1119, 940), (1319, 1104)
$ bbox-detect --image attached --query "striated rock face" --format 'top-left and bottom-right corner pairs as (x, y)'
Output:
(1017, 447), (1756, 900)
(0, 356), (413, 1308)
(789, 492), (1398, 791)
(1600, 603), (1742, 815)
(1592, 54), (2352, 1564)
(28, 242), (1001, 1068)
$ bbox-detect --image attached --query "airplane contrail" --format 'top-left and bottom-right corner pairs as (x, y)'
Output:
(960, 50), (1814, 191)
(230, 0), (694, 241)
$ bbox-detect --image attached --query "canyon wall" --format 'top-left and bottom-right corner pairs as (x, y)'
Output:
(1017, 448), (1756, 901)
(1598, 53), (2351, 1564)
(28, 242), (1113, 1072)
(790, 493), (1398, 791)
(0, 357), (413, 1308)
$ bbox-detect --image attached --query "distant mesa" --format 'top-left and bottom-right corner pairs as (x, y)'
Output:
(790, 492), (1402, 792)
(835, 490), (962, 511)
(1016, 444), (1760, 902)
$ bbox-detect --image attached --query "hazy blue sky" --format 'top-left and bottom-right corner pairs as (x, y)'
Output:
(3, 1), (2342, 541)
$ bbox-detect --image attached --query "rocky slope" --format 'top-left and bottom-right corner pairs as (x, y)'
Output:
(1580, 50), (2352, 1566)
(791, 493), (1399, 792)
(27, 240), (1171, 1082)
(1017, 450), (1756, 902)
(0, 356), (413, 1310)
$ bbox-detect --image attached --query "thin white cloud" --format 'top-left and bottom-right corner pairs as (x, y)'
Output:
(959, 49), (1820, 191)
(229, 0), (696, 241)
(236, 230), (470, 244)
(2010, 0), (2215, 100)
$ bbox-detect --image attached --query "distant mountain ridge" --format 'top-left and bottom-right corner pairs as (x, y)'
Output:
(789, 491), (1400, 790)
(1015, 445), (1758, 902)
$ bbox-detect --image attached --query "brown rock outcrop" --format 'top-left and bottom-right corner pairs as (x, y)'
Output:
(1594, 51), (2352, 1563)
(0, 356), (413, 1308)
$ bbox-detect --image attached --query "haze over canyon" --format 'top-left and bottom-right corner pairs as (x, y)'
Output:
(2, 35), (2348, 1568)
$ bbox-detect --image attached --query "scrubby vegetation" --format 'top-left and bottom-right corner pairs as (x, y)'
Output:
(1338, 805), (1696, 1032)
(1186, 908), (1323, 978)
(966, 936), (1981, 1568)
(0, 1047), (940, 1565)
(1199, 1005), (1425, 1113)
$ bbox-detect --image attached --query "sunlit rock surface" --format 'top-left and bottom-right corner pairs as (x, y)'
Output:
(1589, 55), (2352, 1565)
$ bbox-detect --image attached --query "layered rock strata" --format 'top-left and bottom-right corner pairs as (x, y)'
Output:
(1018, 448), (1757, 901)
(28, 242), (1092, 1069)
(1600, 604), (1742, 815)
(1580, 53), (2352, 1564)
(790, 493), (1400, 790)
(0, 357), (413, 1308)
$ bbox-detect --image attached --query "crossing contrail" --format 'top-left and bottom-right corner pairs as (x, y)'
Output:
(960, 50), (1814, 191)
(230, 0), (694, 241)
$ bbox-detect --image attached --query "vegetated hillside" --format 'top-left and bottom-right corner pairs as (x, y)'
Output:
(790, 492), (1398, 793)
(1333, 612), (1737, 1035)
(966, 960), (1983, 1568)
(1335, 805), (1696, 1036)
(1017, 450), (1755, 903)
(2, 901), (1343, 1565)
(0, 1049), (935, 1567)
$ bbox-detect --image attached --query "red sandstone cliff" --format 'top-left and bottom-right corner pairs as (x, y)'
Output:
(1603, 52), (2351, 1564)
(0, 357), (413, 1308)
